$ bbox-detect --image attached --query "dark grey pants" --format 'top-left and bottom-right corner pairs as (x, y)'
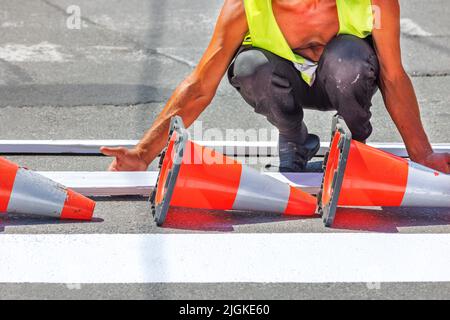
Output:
(227, 35), (380, 143)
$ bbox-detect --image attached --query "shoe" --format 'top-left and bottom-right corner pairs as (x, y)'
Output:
(305, 160), (324, 173)
(278, 134), (320, 172)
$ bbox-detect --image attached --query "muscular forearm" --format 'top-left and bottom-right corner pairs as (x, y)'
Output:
(101, 0), (249, 171)
(380, 71), (433, 163)
(135, 75), (213, 165)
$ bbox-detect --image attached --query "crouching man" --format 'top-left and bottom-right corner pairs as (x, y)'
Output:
(101, 0), (449, 174)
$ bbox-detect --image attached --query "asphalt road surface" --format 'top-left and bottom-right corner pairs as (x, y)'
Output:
(0, 0), (449, 300)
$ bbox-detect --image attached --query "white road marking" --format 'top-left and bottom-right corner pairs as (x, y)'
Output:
(155, 48), (197, 68)
(38, 171), (158, 197)
(35, 171), (322, 196)
(0, 19), (432, 63)
(0, 42), (72, 62)
(1, 140), (449, 157)
(0, 43), (184, 64)
(400, 18), (433, 37)
(0, 139), (140, 154)
(80, 46), (153, 62)
(1, 21), (24, 28)
(0, 234), (449, 284)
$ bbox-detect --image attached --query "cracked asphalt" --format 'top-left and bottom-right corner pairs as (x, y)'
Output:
(0, 0), (449, 299)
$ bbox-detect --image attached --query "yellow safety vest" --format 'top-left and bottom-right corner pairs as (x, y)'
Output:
(242, 0), (374, 85)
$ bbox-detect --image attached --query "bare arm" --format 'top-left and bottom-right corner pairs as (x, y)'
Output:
(101, 0), (248, 171)
(372, 0), (449, 173)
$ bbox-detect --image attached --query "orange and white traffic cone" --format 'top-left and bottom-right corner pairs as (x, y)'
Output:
(319, 116), (450, 227)
(151, 116), (317, 226)
(0, 157), (95, 220)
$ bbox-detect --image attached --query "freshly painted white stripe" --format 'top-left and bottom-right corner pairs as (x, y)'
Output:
(400, 18), (432, 37)
(37, 171), (158, 197)
(401, 162), (450, 207)
(1, 234), (450, 283)
(0, 140), (139, 154)
(1, 140), (449, 157)
(36, 171), (323, 196)
(0, 140), (278, 156)
(199, 140), (277, 156)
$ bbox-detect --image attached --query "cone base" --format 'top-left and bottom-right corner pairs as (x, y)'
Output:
(0, 157), (19, 212)
(319, 116), (353, 228)
(60, 189), (96, 221)
(284, 187), (317, 216)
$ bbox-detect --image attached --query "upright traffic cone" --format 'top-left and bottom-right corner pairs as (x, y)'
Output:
(151, 116), (317, 226)
(319, 116), (450, 227)
(0, 157), (95, 220)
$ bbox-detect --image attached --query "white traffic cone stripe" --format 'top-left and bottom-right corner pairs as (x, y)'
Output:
(401, 161), (450, 207)
(7, 168), (67, 218)
(232, 165), (290, 213)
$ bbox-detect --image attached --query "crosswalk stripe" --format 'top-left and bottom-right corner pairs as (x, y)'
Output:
(1, 140), (449, 157)
(36, 171), (323, 196)
(0, 233), (449, 283)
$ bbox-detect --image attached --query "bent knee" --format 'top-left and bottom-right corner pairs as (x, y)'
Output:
(324, 35), (377, 62)
(319, 35), (379, 90)
(231, 50), (292, 97)
(231, 49), (272, 80)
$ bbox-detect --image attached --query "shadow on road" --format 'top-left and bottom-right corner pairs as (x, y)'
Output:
(163, 207), (317, 232)
(162, 206), (450, 233)
(0, 215), (104, 232)
(333, 207), (450, 233)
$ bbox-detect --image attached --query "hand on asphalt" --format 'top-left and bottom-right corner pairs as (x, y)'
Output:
(421, 152), (450, 174)
(100, 147), (149, 171)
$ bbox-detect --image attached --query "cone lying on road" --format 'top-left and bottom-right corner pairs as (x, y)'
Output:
(0, 157), (95, 220)
(151, 116), (317, 226)
(319, 116), (450, 227)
